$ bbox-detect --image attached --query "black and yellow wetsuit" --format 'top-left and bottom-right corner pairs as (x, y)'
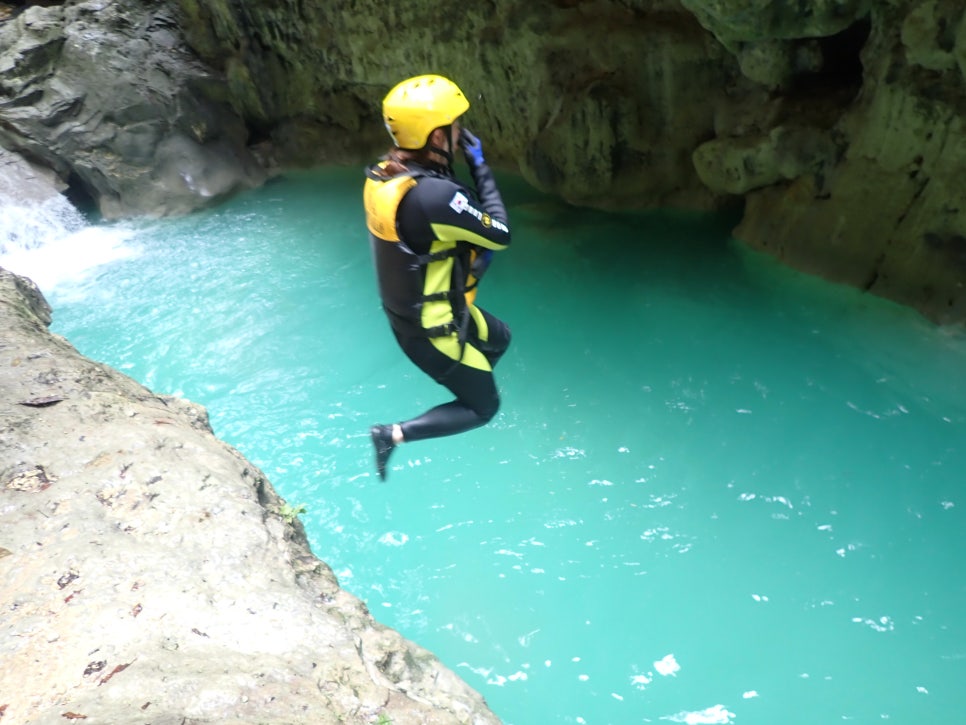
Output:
(364, 158), (511, 441)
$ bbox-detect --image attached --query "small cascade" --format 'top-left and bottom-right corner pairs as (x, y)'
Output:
(1, 193), (88, 256)
(0, 192), (134, 295)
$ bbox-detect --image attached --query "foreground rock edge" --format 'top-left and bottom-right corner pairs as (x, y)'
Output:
(0, 267), (500, 724)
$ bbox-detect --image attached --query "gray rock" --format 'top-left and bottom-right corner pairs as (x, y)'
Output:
(0, 1), (265, 219)
(0, 266), (500, 724)
(0, 147), (67, 205)
(680, 0), (873, 47)
(693, 125), (839, 195)
(4, 0), (966, 323)
(160, 0), (966, 322)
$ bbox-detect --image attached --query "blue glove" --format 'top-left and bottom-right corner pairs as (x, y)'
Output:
(471, 248), (494, 278)
(460, 128), (485, 167)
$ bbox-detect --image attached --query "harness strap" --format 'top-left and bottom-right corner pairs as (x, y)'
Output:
(423, 321), (459, 338)
(423, 290), (460, 302)
(414, 248), (458, 265)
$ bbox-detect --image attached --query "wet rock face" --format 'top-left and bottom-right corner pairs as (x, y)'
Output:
(718, 0), (966, 324)
(0, 268), (501, 724)
(171, 0), (738, 211)
(0, 0), (264, 218)
(682, 0), (874, 47)
(2, 0), (966, 321)
(164, 0), (966, 323)
(0, 146), (66, 207)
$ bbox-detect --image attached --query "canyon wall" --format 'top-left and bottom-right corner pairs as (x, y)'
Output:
(1, 0), (963, 309)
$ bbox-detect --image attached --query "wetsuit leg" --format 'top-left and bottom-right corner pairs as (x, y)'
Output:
(401, 364), (499, 441)
(393, 310), (511, 442)
(473, 306), (512, 369)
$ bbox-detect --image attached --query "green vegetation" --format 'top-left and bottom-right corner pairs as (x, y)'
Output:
(278, 502), (307, 523)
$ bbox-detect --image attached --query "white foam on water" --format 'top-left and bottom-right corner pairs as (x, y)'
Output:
(664, 704), (736, 724)
(378, 531), (409, 547)
(1, 194), (86, 251)
(0, 197), (137, 295)
(655, 653), (680, 676)
(3, 225), (137, 296)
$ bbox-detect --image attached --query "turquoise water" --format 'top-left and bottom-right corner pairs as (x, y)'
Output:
(14, 167), (966, 724)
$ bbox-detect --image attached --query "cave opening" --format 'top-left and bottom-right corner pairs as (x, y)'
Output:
(0, 1), (66, 24)
(63, 171), (99, 219)
(2, 0), (66, 12)
(6, 0), (67, 7)
(791, 17), (872, 97)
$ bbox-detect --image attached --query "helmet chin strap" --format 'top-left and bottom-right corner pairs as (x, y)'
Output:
(426, 124), (455, 169)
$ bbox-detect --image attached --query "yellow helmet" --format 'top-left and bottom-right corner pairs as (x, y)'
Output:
(382, 75), (470, 150)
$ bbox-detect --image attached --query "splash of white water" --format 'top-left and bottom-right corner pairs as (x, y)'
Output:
(0, 195), (135, 294)
(1, 193), (87, 253)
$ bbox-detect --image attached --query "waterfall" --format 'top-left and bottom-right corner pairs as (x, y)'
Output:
(0, 192), (134, 296)
(1, 192), (88, 254)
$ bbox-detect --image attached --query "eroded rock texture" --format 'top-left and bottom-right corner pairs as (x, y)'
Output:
(0, 1), (265, 218)
(0, 267), (500, 724)
(173, 0), (733, 211)
(1, 1), (964, 315)
(728, 1), (966, 323)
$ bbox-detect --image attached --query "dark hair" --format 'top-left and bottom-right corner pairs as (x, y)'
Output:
(379, 140), (447, 176)
(380, 147), (416, 176)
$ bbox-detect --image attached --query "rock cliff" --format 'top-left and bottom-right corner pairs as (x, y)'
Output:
(0, 266), (499, 724)
(2, 0), (964, 322)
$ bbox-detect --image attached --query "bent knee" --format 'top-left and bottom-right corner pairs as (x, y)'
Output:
(476, 394), (500, 424)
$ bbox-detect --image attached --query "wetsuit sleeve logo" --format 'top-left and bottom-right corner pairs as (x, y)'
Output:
(448, 190), (508, 233)
(449, 191), (469, 213)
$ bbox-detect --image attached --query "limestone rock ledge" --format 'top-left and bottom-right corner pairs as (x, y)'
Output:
(0, 268), (499, 724)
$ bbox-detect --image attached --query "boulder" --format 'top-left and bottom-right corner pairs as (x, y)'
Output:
(0, 1), (265, 218)
(693, 124), (839, 194)
(0, 146), (67, 205)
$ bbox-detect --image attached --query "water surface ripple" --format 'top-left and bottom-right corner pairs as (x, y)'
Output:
(36, 168), (966, 724)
